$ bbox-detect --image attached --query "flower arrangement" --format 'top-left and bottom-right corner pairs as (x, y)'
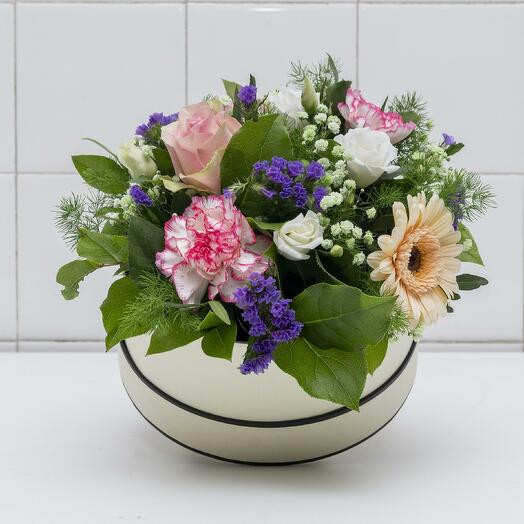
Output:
(56, 56), (494, 411)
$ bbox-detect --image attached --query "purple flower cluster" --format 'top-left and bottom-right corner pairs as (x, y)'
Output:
(237, 85), (257, 106)
(129, 185), (154, 207)
(253, 157), (326, 210)
(235, 273), (303, 375)
(135, 112), (178, 137)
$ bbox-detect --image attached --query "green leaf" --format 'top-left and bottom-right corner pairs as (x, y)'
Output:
(222, 79), (242, 100)
(100, 277), (147, 350)
(220, 114), (293, 189)
(201, 322), (237, 361)
(274, 338), (367, 411)
(458, 224), (484, 266)
(446, 143), (465, 156)
(457, 274), (489, 291)
(325, 80), (351, 115)
(316, 250), (360, 286)
(292, 284), (395, 352)
(364, 337), (389, 375)
(208, 301), (231, 325)
(71, 155), (129, 194)
(77, 230), (128, 265)
(247, 217), (283, 232)
(127, 216), (164, 284)
(198, 311), (225, 330)
(326, 53), (339, 83)
(56, 259), (99, 300)
(152, 148), (174, 175)
(147, 323), (203, 355)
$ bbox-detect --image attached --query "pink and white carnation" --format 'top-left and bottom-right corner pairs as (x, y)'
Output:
(155, 194), (270, 304)
(338, 89), (416, 144)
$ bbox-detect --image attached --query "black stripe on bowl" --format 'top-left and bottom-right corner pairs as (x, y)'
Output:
(120, 339), (417, 429)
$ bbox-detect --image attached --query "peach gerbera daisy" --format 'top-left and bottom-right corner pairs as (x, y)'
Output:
(367, 193), (463, 327)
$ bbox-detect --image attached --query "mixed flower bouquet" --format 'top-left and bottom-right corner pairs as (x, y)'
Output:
(56, 56), (493, 410)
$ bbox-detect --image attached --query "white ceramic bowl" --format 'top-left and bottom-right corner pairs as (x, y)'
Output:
(119, 334), (417, 465)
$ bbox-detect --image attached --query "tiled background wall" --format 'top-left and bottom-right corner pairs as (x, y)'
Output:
(0, 1), (522, 353)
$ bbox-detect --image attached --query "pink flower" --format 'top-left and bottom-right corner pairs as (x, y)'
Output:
(156, 194), (270, 304)
(161, 101), (241, 194)
(338, 89), (416, 144)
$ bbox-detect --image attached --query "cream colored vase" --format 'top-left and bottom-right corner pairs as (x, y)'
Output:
(119, 334), (417, 465)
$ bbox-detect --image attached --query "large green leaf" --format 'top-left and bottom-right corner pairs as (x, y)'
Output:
(458, 224), (484, 266)
(274, 338), (367, 410)
(56, 259), (99, 300)
(147, 323), (203, 355)
(220, 114), (293, 189)
(77, 230), (128, 265)
(71, 155), (129, 194)
(127, 216), (164, 284)
(457, 274), (489, 291)
(364, 336), (389, 375)
(201, 322), (237, 361)
(292, 284), (395, 352)
(100, 276), (148, 350)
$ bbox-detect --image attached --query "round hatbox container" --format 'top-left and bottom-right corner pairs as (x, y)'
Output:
(119, 334), (417, 465)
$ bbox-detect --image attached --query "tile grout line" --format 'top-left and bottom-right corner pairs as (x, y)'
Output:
(185, 0), (188, 105)
(13, 1), (19, 353)
(355, 0), (359, 88)
(522, 180), (524, 351)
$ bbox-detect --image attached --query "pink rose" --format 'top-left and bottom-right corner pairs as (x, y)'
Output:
(161, 101), (241, 194)
(156, 194), (270, 304)
(338, 89), (416, 144)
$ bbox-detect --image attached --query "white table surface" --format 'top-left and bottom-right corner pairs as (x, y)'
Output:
(1, 351), (523, 524)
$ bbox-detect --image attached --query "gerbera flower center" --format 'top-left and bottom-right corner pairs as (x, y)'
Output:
(395, 228), (442, 295)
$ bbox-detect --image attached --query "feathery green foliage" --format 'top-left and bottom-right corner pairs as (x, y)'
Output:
(120, 271), (203, 336)
(366, 183), (406, 209)
(55, 191), (113, 249)
(289, 55), (341, 95)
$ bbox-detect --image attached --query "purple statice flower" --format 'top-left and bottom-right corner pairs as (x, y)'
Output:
(279, 185), (294, 199)
(238, 85), (257, 106)
(222, 187), (234, 199)
(292, 183), (308, 208)
(306, 161), (325, 181)
(135, 112), (178, 137)
(313, 185), (328, 210)
(267, 166), (291, 186)
(239, 352), (274, 375)
(253, 160), (270, 172)
(271, 157), (288, 170)
(129, 185), (154, 207)
(234, 273), (303, 375)
(287, 160), (305, 177)
(442, 133), (456, 146)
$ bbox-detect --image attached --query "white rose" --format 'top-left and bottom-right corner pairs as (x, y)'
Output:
(117, 141), (157, 180)
(334, 128), (399, 188)
(273, 211), (323, 261)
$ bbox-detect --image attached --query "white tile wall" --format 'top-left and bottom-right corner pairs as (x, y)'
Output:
(0, 3), (15, 173)
(16, 3), (185, 173)
(1, 1), (523, 352)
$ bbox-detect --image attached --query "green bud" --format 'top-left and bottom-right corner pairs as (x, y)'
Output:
(301, 77), (318, 116)
(330, 245), (344, 258)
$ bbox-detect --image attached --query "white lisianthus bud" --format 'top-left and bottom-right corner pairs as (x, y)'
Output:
(273, 211), (323, 261)
(117, 141), (157, 180)
(330, 245), (344, 257)
(301, 76), (319, 115)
